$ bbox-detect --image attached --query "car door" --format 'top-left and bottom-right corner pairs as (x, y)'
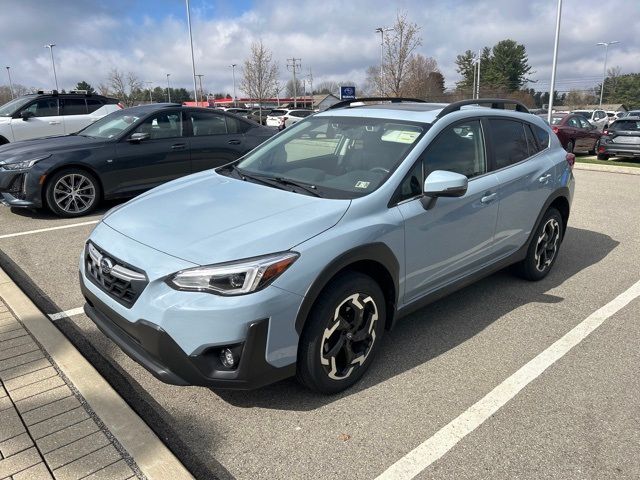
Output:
(187, 110), (251, 172)
(564, 116), (583, 150)
(59, 97), (90, 134)
(489, 119), (555, 257)
(397, 118), (500, 302)
(111, 110), (190, 195)
(10, 97), (64, 141)
(577, 116), (600, 151)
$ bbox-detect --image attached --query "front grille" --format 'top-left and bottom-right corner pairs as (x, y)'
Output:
(7, 173), (27, 200)
(85, 242), (148, 308)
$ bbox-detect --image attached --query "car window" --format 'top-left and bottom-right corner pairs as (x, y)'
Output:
(567, 117), (580, 128)
(134, 111), (182, 139)
(22, 98), (59, 117)
(269, 110), (287, 117)
(86, 99), (104, 114)
(78, 109), (141, 139)
(611, 120), (640, 131)
(226, 115), (250, 134)
(190, 111), (227, 136)
(488, 119), (529, 170)
(532, 124), (550, 150)
(396, 160), (423, 202)
(577, 117), (592, 129)
(423, 120), (486, 178)
(524, 124), (541, 156)
(291, 110), (312, 118)
(550, 116), (564, 125)
(60, 98), (88, 116)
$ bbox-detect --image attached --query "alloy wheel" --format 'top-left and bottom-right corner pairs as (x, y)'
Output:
(534, 218), (560, 272)
(319, 293), (379, 380)
(52, 173), (96, 214)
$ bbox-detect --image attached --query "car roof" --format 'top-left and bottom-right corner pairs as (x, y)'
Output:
(121, 103), (183, 114)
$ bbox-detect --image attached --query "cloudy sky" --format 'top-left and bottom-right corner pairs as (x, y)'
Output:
(1, 0), (638, 97)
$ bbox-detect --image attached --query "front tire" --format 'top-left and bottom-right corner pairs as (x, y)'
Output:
(297, 272), (385, 394)
(515, 207), (563, 281)
(45, 168), (101, 217)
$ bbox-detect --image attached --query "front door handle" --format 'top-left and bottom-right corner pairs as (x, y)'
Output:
(481, 192), (498, 204)
(228, 139), (241, 145)
(48, 121), (61, 125)
(171, 143), (186, 150)
(539, 173), (552, 183)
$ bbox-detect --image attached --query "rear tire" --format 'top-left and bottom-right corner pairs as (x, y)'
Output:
(514, 207), (563, 281)
(296, 272), (385, 394)
(45, 168), (101, 218)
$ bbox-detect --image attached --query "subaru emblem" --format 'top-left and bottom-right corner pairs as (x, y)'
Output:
(100, 257), (114, 275)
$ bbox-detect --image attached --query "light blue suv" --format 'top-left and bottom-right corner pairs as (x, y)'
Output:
(80, 98), (575, 393)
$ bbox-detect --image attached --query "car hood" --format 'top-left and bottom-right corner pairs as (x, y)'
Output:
(103, 171), (351, 265)
(0, 135), (105, 162)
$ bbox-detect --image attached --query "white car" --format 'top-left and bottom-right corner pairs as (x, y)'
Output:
(0, 91), (121, 144)
(266, 109), (313, 130)
(571, 109), (608, 131)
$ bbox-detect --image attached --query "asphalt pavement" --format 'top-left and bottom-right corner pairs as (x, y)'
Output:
(0, 168), (638, 479)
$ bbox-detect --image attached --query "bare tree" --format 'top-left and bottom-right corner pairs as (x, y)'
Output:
(403, 54), (444, 99)
(107, 68), (143, 106)
(285, 78), (304, 97)
(241, 40), (279, 121)
(382, 11), (422, 96)
(0, 84), (34, 104)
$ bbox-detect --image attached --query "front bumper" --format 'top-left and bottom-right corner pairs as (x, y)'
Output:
(0, 169), (42, 207)
(82, 282), (295, 389)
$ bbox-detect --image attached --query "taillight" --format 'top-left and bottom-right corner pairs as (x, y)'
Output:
(566, 152), (575, 168)
(551, 126), (559, 134)
(117, 102), (124, 109)
(603, 129), (608, 135)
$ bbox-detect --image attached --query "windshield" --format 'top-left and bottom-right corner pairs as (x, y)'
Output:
(78, 109), (142, 139)
(0, 96), (33, 117)
(550, 116), (564, 125)
(234, 115), (426, 199)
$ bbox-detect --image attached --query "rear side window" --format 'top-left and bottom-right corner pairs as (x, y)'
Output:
(86, 99), (104, 113)
(533, 125), (550, 149)
(61, 98), (88, 115)
(489, 119), (529, 170)
(190, 111), (227, 136)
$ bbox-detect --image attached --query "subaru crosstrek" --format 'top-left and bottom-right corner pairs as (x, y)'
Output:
(80, 98), (575, 394)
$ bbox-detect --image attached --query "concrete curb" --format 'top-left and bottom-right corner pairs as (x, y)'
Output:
(575, 162), (640, 175)
(0, 267), (194, 480)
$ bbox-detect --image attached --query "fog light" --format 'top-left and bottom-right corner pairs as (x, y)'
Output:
(220, 348), (236, 368)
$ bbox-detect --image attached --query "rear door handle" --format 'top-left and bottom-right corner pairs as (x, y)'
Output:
(481, 192), (498, 204)
(228, 139), (241, 145)
(171, 143), (186, 150)
(539, 173), (551, 183)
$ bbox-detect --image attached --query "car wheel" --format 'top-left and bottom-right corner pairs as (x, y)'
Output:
(597, 153), (610, 160)
(297, 271), (385, 394)
(565, 140), (574, 153)
(514, 207), (563, 281)
(45, 168), (101, 218)
(588, 141), (597, 155)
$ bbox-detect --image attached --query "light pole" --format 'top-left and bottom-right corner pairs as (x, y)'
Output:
(166, 74), (171, 102)
(596, 40), (620, 107)
(547, 0), (563, 124)
(144, 82), (153, 103)
(195, 74), (204, 105)
(5, 67), (14, 99)
(44, 44), (59, 91)
(230, 64), (237, 107)
(185, 0), (199, 104)
(476, 49), (481, 100)
(286, 58), (302, 107)
(375, 27), (392, 96)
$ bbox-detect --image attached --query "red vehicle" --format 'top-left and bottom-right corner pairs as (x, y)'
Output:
(540, 113), (601, 154)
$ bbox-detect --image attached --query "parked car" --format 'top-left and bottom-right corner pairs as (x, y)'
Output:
(0, 104), (275, 217)
(606, 111), (627, 124)
(597, 116), (640, 160)
(246, 108), (271, 125)
(0, 91), (121, 145)
(542, 113), (601, 154)
(266, 109), (313, 130)
(79, 98), (574, 393)
(571, 109), (608, 131)
(225, 108), (250, 118)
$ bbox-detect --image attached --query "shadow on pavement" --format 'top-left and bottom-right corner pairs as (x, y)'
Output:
(216, 226), (619, 411)
(8, 199), (123, 219)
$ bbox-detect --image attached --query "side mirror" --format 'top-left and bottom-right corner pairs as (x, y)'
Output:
(21, 111), (35, 121)
(128, 132), (150, 143)
(420, 170), (468, 210)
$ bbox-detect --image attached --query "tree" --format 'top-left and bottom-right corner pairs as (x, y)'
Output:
(285, 78), (303, 97)
(403, 54), (444, 100)
(381, 11), (422, 96)
(75, 81), (95, 94)
(564, 89), (597, 107)
(0, 83), (33, 104)
(454, 50), (476, 93)
(240, 40), (279, 120)
(107, 69), (144, 106)
(315, 81), (339, 95)
(598, 72), (640, 108)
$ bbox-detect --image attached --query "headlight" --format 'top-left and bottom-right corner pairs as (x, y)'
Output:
(0, 154), (51, 171)
(167, 252), (299, 295)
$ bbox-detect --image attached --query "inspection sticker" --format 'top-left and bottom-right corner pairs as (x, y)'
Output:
(355, 181), (370, 189)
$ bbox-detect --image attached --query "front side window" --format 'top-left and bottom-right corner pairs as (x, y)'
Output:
(22, 98), (59, 117)
(61, 98), (88, 116)
(0, 96), (33, 117)
(567, 117), (580, 128)
(423, 120), (486, 178)
(489, 119), (529, 170)
(190, 111), (227, 136)
(78, 109), (142, 139)
(577, 117), (592, 130)
(134, 111), (182, 139)
(235, 116), (426, 199)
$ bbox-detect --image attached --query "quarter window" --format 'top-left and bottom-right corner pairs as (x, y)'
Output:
(86, 99), (104, 113)
(190, 111), (227, 136)
(532, 125), (550, 150)
(61, 98), (88, 115)
(488, 119), (529, 169)
(226, 115), (250, 134)
(423, 120), (486, 178)
(524, 124), (541, 156)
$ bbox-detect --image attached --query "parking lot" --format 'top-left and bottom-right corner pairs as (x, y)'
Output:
(1, 168), (639, 479)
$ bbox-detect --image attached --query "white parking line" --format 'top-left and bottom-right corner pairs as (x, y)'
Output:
(0, 220), (99, 240)
(376, 279), (640, 480)
(48, 307), (85, 321)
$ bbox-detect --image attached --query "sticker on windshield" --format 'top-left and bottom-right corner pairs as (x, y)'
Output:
(355, 181), (370, 189)
(381, 130), (420, 144)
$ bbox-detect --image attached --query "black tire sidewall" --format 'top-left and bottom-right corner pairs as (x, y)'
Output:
(45, 169), (101, 218)
(521, 207), (563, 281)
(297, 272), (386, 394)
(565, 140), (574, 153)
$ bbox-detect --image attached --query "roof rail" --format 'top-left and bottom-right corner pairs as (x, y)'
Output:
(327, 96), (427, 111)
(435, 98), (530, 120)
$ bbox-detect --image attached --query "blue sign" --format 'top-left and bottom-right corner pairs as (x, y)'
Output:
(340, 86), (356, 100)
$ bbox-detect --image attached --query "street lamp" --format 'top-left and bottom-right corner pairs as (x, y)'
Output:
(144, 82), (153, 103)
(230, 64), (237, 107)
(166, 74), (171, 102)
(196, 74), (205, 105)
(596, 40), (620, 107)
(547, 0), (563, 124)
(185, 0), (199, 104)
(44, 44), (59, 91)
(375, 27), (393, 96)
(5, 67), (14, 99)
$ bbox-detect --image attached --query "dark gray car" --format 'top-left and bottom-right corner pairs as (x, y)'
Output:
(0, 104), (275, 217)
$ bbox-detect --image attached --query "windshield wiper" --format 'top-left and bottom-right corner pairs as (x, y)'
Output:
(231, 166), (288, 190)
(231, 166), (321, 197)
(271, 177), (321, 197)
